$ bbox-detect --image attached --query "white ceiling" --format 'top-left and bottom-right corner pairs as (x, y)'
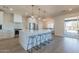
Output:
(0, 5), (79, 17)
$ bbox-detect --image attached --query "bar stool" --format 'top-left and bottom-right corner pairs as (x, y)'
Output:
(27, 35), (34, 53)
(39, 33), (43, 47)
(48, 32), (52, 41)
(33, 34), (41, 50)
(37, 34), (42, 48)
(40, 33), (47, 46)
(44, 32), (50, 44)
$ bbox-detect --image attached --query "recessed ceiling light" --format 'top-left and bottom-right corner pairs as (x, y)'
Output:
(38, 18), (41, 20)
(9, 8), (13, 11)
(68, 8), (72, 11)
(43, 19), (46, 21)
(25, 12), (29, 16)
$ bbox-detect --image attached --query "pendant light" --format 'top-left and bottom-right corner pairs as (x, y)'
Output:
(31, 5), (34, 18)
(42, 10), (46, 21)
(38, 7), (41, 20)
(44, 10), (46, 18)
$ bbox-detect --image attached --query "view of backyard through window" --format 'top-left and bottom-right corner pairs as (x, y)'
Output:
(65, 17), (79, 34)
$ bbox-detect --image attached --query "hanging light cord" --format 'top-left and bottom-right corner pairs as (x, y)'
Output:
(38, 8), (40, 17)
(32, 5), (34, 16)
(44, 10), (46, 18)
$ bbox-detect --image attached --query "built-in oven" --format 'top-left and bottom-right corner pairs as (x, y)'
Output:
(15, 29), (22, 37)
(0, 25), (2, 30)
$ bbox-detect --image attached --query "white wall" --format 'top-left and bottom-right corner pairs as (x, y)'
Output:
(54, 15), (64, 36)
(54, 12), (79, 36)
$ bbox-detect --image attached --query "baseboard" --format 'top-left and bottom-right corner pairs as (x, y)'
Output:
(54, 34), (64, 38)
(0, 37), (15, 41)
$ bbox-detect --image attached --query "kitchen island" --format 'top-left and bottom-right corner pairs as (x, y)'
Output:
(19, 29), (53, 52)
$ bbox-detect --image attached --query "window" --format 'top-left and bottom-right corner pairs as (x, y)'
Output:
(64, 16), (79, 34)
